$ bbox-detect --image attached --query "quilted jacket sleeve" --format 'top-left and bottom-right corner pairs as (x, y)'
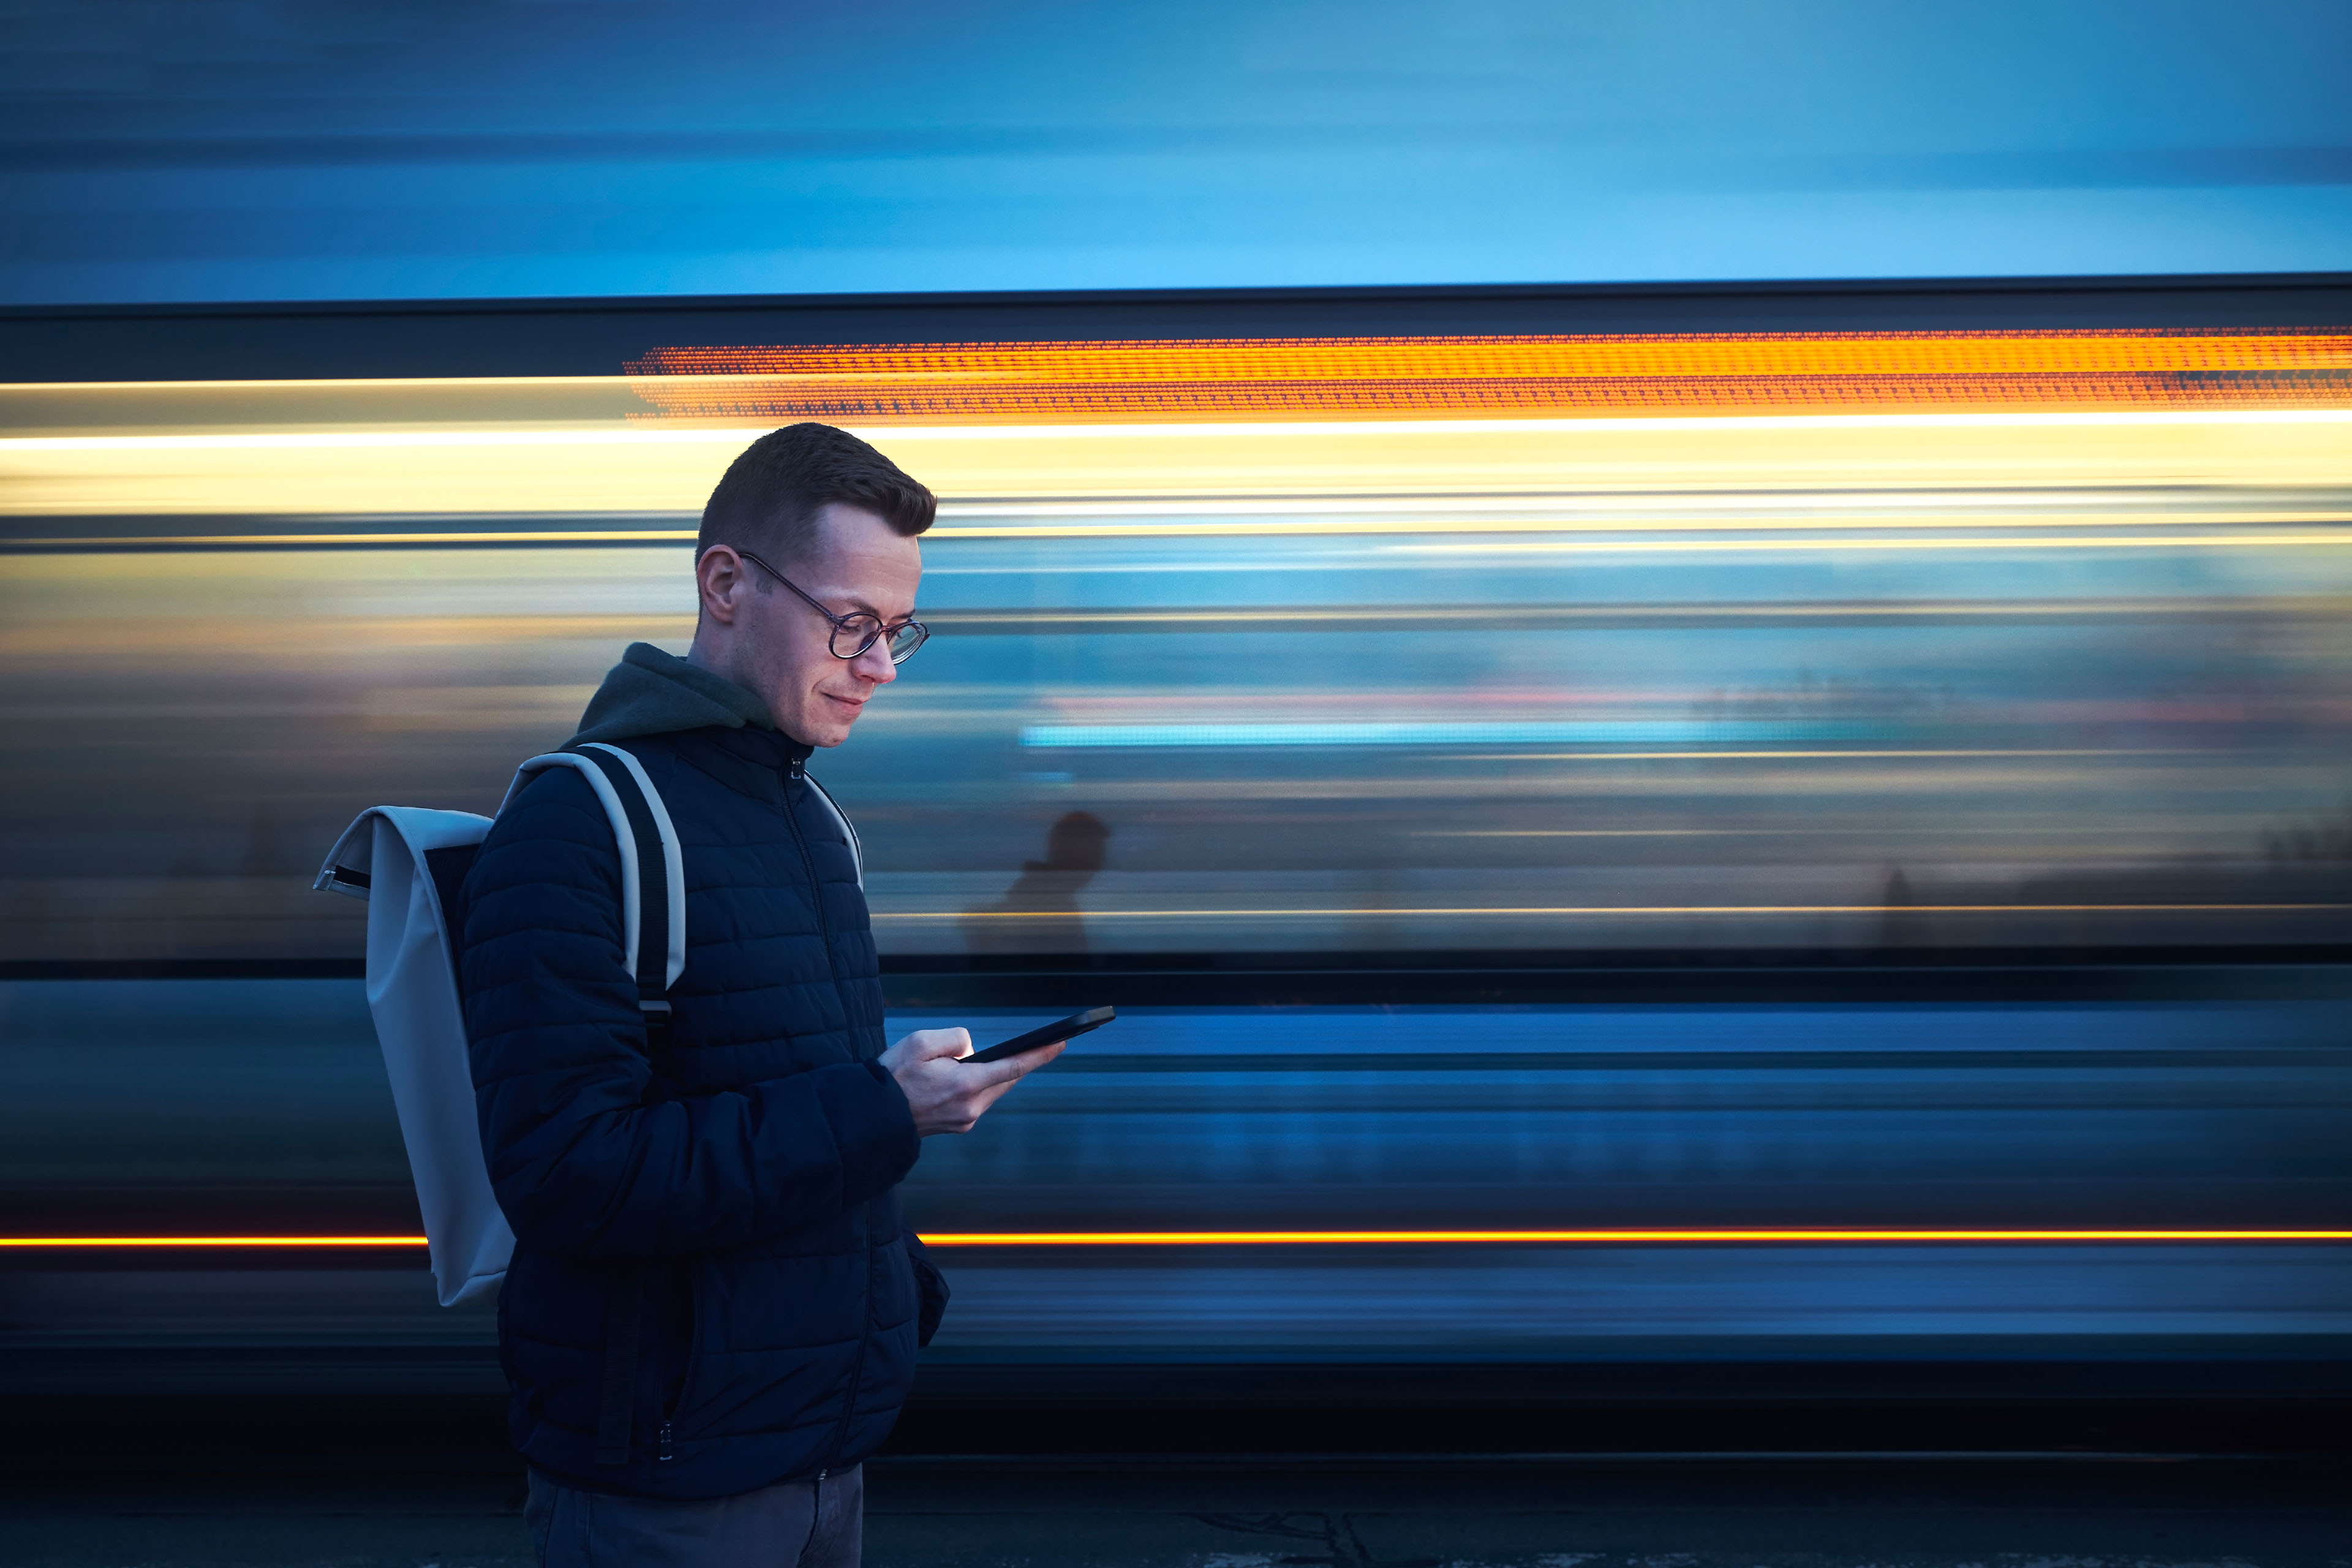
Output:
(459, 767), (919, 1259)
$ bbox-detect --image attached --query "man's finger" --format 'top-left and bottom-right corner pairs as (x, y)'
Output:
(968, 1049), (1060, 1111)
(957, 1039), (1065, 1086)
(914, 1027), (973, 1060)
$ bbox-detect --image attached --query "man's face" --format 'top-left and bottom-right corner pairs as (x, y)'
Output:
(710, 503), (922, 748)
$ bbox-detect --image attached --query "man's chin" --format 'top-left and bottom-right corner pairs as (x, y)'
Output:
(778, 715), (851, 748)
(803, 708), (861, 747)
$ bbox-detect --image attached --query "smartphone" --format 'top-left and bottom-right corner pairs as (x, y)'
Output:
(964, 1006), (1117, 1064)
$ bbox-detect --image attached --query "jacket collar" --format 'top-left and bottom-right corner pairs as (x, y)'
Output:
(707, 722), (814, 772)
(680, 723), (816, 802)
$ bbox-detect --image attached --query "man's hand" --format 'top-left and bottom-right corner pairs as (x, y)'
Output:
(880, 1027), (1064, 1137)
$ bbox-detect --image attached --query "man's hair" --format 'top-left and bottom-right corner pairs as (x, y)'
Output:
(698, 422), (936, 566)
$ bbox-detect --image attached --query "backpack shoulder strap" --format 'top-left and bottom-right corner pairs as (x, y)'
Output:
(573, 742), (687, 1006)
(500, 744), (687, 1010)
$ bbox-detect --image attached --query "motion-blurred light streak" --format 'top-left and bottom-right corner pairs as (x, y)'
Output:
(10, 1229), (2352, 1249)
(14, 514), (2350, 554)
(913, 903), (2345, 922)
(4, 325), (2350, 962)
(1019, 721), (1890, 747)
(4, 400), (2348, 519)
(625, 332), (2352, 423)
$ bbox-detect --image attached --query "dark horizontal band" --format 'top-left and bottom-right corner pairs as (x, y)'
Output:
(6, 949), (2352, 1006)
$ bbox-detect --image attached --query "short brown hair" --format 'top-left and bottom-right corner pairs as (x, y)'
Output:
(698, 423), (935, 566)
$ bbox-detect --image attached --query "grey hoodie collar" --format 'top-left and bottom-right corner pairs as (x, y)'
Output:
(567, 643), (777, 747)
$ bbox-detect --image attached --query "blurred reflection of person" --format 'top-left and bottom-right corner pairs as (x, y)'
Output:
(964, 811), (1112, 955)
(458, 424), (1061, 1568)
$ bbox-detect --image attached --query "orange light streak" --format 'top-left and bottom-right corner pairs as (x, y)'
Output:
(7, 1229), (2350, 1250)
(913, 1229), (2352, 1246)
(0, 1235), (431, 1248)
(627, 330), (2352, 424)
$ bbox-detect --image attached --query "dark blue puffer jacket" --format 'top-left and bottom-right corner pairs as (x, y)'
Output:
(458, 644), (933, 1501)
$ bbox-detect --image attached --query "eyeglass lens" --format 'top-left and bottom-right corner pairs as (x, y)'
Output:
(831, 617), (929, 664)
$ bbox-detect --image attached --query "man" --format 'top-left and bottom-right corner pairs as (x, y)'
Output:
(460, 423), (1060, 1566)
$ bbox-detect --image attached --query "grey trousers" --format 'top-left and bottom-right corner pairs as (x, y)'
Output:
(527, 1464), (862, 1568)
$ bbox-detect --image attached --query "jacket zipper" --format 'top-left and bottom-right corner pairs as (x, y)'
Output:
(657, 1257), (703, 1464)
(782, 759), (850, 997)
(786, 756), (876, 1471)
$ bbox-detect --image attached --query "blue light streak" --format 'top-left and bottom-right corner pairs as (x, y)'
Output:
(1019, 720), (1889, 748)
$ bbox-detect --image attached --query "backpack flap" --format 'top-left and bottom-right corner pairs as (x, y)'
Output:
(314, 811), (382, 900)
(317, 806), (513, 1307)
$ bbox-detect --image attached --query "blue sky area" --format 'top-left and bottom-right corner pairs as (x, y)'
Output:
(2, 0), (2348, 304)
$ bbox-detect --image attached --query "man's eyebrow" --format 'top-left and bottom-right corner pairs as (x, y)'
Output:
(840, 592), (922, 620)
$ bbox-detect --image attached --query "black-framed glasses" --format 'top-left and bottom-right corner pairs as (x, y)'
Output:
(734, 548), (930, 665)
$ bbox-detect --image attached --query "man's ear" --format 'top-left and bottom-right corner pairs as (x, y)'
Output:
(697, 545), (749, 626)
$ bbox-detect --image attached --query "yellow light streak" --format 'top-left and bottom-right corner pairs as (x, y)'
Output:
(7, 1229), (2348, 1250)
(910, 1229), (2352, 1246)
(5, 531), (701, 549)
(0, 1235), (431, 1248)
(1, 376), (623, 392)
(0, 430), (748, 452)
(15, 518), (2351, 552)
(10, 409), (2352, 449)
(6, 409), (2350, 518)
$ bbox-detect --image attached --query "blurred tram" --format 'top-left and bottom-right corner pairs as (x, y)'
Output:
(4, 279), (2351, 1409)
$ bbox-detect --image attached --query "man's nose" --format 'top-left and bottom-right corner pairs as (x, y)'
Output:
(850, 638), (897, 685)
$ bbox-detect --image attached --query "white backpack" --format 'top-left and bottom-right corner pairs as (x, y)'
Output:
(315, 741), (867, 1308)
